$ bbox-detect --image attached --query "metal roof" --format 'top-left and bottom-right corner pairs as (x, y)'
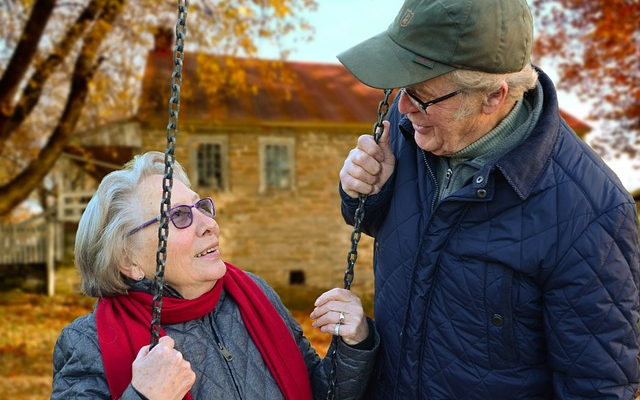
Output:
(139, 42), (590, 135)
(139, 51), (397, 127)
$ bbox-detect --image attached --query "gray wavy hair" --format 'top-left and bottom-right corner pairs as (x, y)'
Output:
(448, 63), (539, 119)
(75, 151), (191, 298)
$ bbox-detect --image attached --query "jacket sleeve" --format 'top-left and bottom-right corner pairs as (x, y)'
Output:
(340, 178), (395, 238)
(51, 315), (144, 400)
(543, 203), (640, 399)
(250, 274), (380, 400)
(310, 318), (379, 400)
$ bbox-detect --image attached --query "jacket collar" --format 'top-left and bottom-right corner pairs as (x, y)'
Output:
(495, 69), (560, 200)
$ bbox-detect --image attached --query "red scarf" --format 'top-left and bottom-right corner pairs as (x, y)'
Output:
(96, 262), (312, 400)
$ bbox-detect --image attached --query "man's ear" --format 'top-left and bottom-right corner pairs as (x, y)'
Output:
(482, 81), (509, 115)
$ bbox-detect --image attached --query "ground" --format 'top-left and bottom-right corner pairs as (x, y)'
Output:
(0, 265), (341, 399)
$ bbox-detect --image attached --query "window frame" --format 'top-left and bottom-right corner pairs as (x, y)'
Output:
(189, 135), (229, 192)
(258, 136), (295, 193)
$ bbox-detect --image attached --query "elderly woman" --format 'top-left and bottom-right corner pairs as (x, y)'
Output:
(52, 151), (378, 400)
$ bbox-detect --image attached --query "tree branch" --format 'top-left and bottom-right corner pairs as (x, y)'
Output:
(0, 0), (126, 217)
(0, 0), (103, 144)
(0, 0), (55, 118)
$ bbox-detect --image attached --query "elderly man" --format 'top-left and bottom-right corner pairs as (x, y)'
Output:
(337, 0), (640, 398)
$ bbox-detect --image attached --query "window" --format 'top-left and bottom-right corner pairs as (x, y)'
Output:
(259, 137), (295, 192)
(190, 136), (228, 191)
(289, 270), (305, 285)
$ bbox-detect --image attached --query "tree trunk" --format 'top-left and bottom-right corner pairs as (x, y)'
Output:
(0, 0), (102, 150)
(0, 0), (55, 119)
(0, 0), (126, 217)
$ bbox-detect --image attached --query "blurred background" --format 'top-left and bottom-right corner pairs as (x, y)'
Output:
(0, 0), (638, 398)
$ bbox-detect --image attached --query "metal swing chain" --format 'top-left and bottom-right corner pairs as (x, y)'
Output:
(325, 89), (393, 400)
(150, 0), (190, 349)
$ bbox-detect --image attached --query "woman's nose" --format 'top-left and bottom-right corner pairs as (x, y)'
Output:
(195, 210), (218, 236)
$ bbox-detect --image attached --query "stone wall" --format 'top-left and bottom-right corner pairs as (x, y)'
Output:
(142, 125), (376, 297)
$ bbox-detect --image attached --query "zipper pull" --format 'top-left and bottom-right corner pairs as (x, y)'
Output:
(444, 168), (453, 189)
(217, 342), (234, 361)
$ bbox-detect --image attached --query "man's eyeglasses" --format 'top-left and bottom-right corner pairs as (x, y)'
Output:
(401, 87), (463, 115)
(128, 197), (216, 235)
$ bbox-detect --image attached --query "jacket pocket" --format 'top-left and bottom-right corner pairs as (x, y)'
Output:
(488, 268), (519, 365)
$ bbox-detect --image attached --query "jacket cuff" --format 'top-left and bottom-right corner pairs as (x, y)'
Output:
(129, 385), (151, 400)
(339, 175), (395, 213)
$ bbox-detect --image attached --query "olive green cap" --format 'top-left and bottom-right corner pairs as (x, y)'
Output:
(337, 0), (533, 89)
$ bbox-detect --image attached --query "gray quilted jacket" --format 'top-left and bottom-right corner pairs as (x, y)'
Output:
(51, 273), (378, 399)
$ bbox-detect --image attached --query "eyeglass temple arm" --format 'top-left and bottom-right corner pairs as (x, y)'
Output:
(129, 215), (161, 235)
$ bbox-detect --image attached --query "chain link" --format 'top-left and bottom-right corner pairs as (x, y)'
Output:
(148, 2), (391, 390)
(150, 0), (189, 349)
(325, 89), (393, 400)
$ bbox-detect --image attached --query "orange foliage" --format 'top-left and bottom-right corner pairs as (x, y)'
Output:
(0, 0), (318, 216)
(531, 0), (640, 157)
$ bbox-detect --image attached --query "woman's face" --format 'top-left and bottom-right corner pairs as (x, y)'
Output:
(133, 174), (226, 299)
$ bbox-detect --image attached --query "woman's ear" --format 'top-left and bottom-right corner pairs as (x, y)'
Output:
(120, 263), (145, 281)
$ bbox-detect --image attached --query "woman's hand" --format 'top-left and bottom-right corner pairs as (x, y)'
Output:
(131, 336), (195, 400)
(310, 288), (369, 345)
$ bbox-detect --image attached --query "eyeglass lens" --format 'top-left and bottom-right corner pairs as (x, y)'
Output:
(170, 198), (215, 229)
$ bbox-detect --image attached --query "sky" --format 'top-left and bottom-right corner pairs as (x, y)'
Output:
(259, 0), (639, 192)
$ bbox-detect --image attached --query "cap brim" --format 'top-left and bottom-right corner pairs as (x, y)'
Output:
(337, 31), (456, 89)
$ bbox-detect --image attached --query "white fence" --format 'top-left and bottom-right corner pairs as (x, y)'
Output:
(0, 218), (57, 296)
(0, 223), (47, 264)
(58, 190), (95, 222)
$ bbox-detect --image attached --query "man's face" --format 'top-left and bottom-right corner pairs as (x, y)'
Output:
(398, 75), (484, 156)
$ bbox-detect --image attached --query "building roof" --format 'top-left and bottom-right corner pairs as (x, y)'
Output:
(558, 109), (591, 137)
(139, 46), (397, 128)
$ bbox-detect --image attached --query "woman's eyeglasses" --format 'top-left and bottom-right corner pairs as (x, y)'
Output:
(128, 197), (216, 235)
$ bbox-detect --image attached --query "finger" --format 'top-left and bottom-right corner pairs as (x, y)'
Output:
(377, 121), (391, 146)
(339, 171), (377, 198)
(312, 289), (363, 320)
(315, 298), (362, 318)
(156, 335), (175, 350)
(313, 320), (343, 336)
(357, 134), (385, 163)
(343, 158), (381, 186)
(147, 336), (175, 360)
(350, 148), (384, 178)
(135, 344), (151, 361)
(310, 310), (345, 328)
(311, 302), (365, 331)
(378, 121), (395, 163)
(314, 288), (351, 307)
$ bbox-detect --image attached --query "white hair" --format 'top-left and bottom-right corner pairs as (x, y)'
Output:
(448, 63), (539, 120)
(75, 151), (190, 297)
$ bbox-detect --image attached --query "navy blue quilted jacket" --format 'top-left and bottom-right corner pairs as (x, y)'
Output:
(340, 70), (640, 399)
